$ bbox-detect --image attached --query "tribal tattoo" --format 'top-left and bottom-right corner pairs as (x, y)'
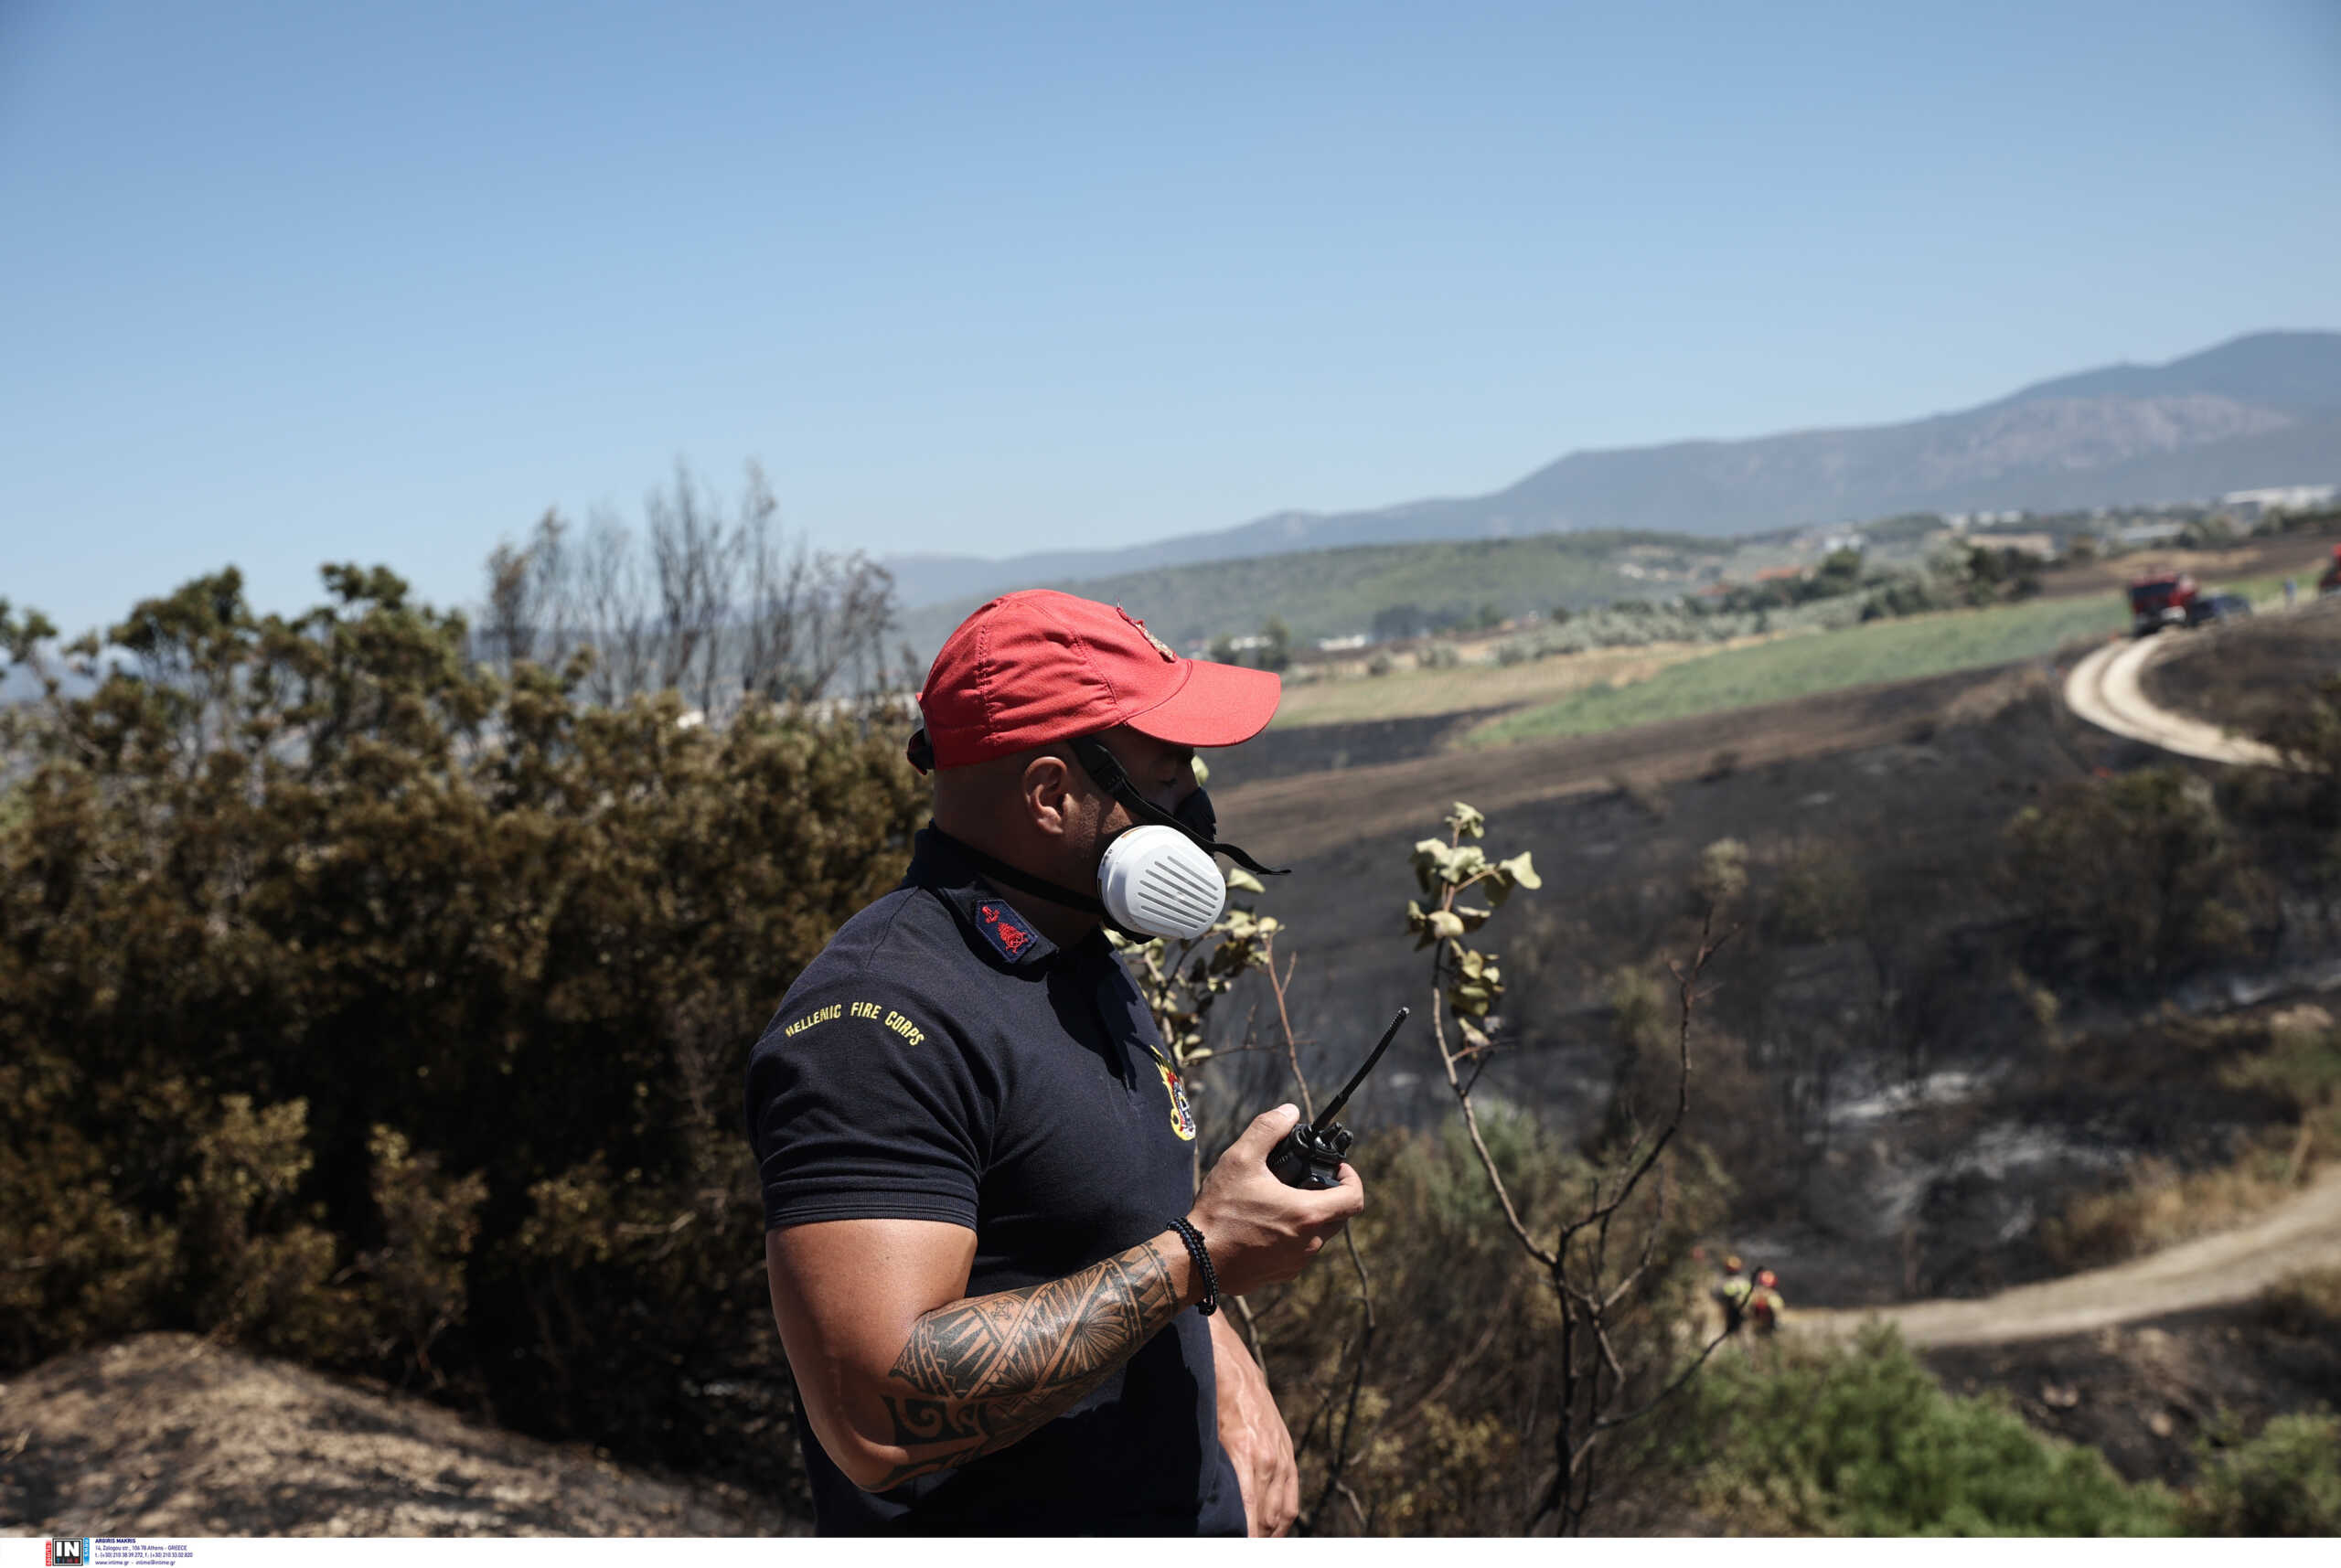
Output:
(868, 1234), (1184, 1488)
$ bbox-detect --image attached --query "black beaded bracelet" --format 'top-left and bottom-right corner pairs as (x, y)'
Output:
(1167, 1217), (1219, 1317)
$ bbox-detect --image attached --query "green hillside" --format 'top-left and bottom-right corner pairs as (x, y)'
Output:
(1469, 592), (2133, 745)
(900, 529), (1737, 654)
(1465, 571), (2311, 746)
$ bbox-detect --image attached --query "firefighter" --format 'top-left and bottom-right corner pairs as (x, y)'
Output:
(1713, 1253), (1752, 1334)
(1748, 1268), (1786, 1337)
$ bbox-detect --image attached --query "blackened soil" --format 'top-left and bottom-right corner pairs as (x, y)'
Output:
(2142, 597), (2341, 741)
(1924, 1302), (2341, 1488)
(1204, 705), (1519, 791)
(1198, 648), (2322, 1317)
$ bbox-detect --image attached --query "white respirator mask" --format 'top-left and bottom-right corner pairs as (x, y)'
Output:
(1096, 824), (1229, 941)
(905, 727), (1286, 942)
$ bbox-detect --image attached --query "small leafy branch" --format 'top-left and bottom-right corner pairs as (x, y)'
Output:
(1409, 800), (1734, 1536)
(1407, 801), (1545, 1246)
(1113, 761), (1285, 1073)
(1116, 809), (1379, 1535)
(1113, 862), (1279, 1072)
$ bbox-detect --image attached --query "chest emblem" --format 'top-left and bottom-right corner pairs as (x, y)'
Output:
(975, 900), (1037, 962)
(1156, 1061), (1197, 1142)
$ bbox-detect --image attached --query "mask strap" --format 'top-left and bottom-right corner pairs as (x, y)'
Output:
(930, 827), (1108, 917)
(1065, 735), (1288, 877)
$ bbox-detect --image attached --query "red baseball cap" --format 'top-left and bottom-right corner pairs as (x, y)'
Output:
(918, 590), (1282, 768)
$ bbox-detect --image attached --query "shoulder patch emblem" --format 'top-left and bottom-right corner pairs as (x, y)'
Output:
(1157, 1061), (1198, 1141)
(976, 900), (1039, 962)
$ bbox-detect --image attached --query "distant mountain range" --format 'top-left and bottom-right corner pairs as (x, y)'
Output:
(884, 330), (2341, 609)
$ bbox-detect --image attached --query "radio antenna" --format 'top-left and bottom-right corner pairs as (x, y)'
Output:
(1312, 1007), (1410, 1131)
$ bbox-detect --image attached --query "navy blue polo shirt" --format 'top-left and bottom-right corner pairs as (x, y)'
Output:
(743, 827), (1245, 1536)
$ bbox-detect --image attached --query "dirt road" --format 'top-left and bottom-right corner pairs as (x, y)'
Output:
(1796, 1167), (2341, 1349)
(0, 1334), (798, 1537)
(2064, 632), (2286, 767)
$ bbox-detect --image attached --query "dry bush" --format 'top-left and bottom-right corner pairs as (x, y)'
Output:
(2222, 1008), (2341, 1176)
(1609, 772), (1670, 821)
(2257, 1265), (2341, 1339)
(1243, 1109), (1726, 1535)
(2040, 1006), (2338, 1270)
(1768, 839), (1866, 946)
(2037, 1142), (2300, 1271)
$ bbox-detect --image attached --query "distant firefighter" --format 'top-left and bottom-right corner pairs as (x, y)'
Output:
(1713, 1253), (1753, 1335)
(1748, 1268), (1786, 1337)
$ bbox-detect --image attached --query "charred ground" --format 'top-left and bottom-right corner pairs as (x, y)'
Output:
(1206, 634), (2332, 1310)
(2143, 595), (2341, 740)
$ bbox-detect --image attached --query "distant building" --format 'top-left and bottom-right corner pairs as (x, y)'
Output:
(2221, 485), (2336, 518)
(1316, 633), (1370, 652)
(2113, 521), (2187, 548)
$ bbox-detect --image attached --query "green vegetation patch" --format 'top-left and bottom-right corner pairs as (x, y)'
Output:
(1672, 1327), (2178, 1536)
(1470, 593), (2130, 746)
(2184, 1412), (2341, 1535)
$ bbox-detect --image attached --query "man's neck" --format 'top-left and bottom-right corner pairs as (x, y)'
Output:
(932, 820), (1102, 952)
(990, 882), (1101, 954)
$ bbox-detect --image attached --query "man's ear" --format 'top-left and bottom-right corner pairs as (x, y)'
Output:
(1020, 752), (1075, 838)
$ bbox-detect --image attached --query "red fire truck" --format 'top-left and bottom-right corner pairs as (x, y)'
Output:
(2127, 571), (2198, 636)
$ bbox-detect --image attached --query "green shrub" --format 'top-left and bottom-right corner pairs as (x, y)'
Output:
(1770, 843), (1866, 945)
(360, 1125), (489, 1383)
(2183, 1413), (2341, 1536)
(2002, 768), (2261, 997)
(0, 1061), (176, 1366)
(1670, 1327), (2177, 1536)
(173, 1093), (353, 1358)
(0, 565), (924, 1478)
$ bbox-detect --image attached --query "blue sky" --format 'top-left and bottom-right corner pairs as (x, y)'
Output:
(5, 0), (2338, 638)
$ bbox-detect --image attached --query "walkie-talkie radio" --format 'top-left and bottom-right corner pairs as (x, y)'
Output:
(1267, 1007), (1411, 1189)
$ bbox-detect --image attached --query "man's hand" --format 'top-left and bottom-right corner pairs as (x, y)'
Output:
(1188, 1104), (1365, 1297)
(1210, 1312), (1298, 1536)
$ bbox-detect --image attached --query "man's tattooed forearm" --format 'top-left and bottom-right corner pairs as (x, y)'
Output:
(868, 1237), (1182, 1487)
